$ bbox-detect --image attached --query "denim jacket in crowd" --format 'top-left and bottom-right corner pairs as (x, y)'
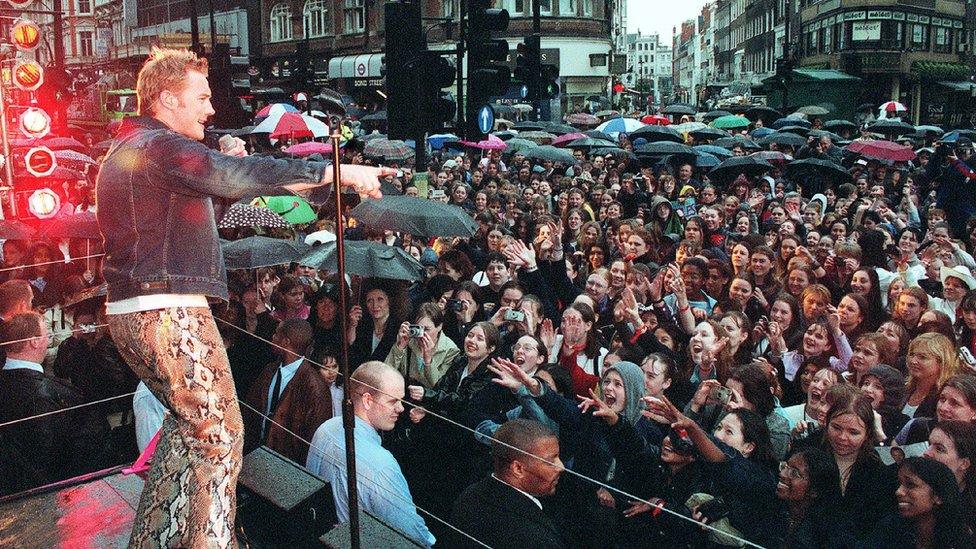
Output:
(96, 116), (326, 301)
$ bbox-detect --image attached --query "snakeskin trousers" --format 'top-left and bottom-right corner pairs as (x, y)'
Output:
(109, 306), (243, 549)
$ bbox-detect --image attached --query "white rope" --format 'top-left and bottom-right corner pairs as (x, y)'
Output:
(0, 390), (137, 429)
(0, 323), (108, 348)
(216, 317), (767, 549)
(0, 253), (106, 273)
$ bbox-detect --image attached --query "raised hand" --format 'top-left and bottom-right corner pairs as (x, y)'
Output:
(409, 406), (427, 423)
(396, 321), (411, 350)
(488, 358), (532, 393)
(577, 388), (620, 425)
(539, 318), (556, 351)
(407, 385), (425, 401)
(419, 330), (435, 365)
(333, 165), (396, 199)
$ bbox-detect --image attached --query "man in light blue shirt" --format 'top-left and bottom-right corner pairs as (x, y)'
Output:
(306, 361), (435, 547)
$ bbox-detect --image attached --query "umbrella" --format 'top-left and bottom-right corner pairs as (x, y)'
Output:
(363, 138), (414, 162)
(771, 118), (812, 130)
(300, 240), (424, 281)
(63, 283), (108, 309)
(252, 195), (318, 224)
(52, 149), (97, 167)
(635, 142), (695, 156)
(360, 132), (388, 141)
(750, 150), (793, 165)
(350, 195), (478, 238)
(745, 106), (782, 122)
(460, 134), (507, 151)
(640, 114), (671, 126)
(92, 139), (114, 154)
(566, 113), (599, 126)
(759, 132), (807, 149)
(565, 137), (618, 150)
(694, 152), (721, 168)
(879, 101), (908, 114)
(808, 130), (845, 143)
(522, 145), (576, 164)
(856, 103), (875, 112)
(583, 130), (614, 141)
(519, 131), (557, 144)
(694, 145), (733, 159)
(217, 204), (291, 229)
(941, 130), (976, 143)
(493, 105), (517, 119)
(552, 132), (588, 147)
(428, 133), (459, 149)
(231, 126), (255, 137)
(824, 120), (858, 132)
(708, 156), (773, 184)
(711, 115), (750, 130)
(40, 212), (99, 239)
(778, 125), (811, 137)
(284, 141), (334, 156)
(866, 119), (915, 137)
(629, 125), (685, 144)
(41, 137), (88, 152)
(690, 127), (732, 141)
(16, 166), (86, 181)
(545, 123), (581, 136)
(796, 105), (830, 116)
(784, 157), (851, 184)
(512, 104), (534, 114)
(514, 121), (547, 131)
(671, 121), (708, 134)
(589, 147), (630, 159)
(704, 110), (733, 121)
(750, 127), (776, 139)
(253, 112), (313, 139)
(504, 138), (539, 153)
(222, 236), (311, 270)
(313, 91), (346, 114)
(360, 110), (388, 122)
(596, 117), (645, 134)
(0, 219), (37, 240)
(255, 103), (298, 118)
(662, 104), (696, 116)
(594, 110), (619, 118)
(714, 136), (760, 150)
(914, 125), (944, 136)
(845, 140), (916, 162)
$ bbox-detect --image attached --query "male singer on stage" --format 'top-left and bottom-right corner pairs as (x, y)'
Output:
(96, 48), (391, 548)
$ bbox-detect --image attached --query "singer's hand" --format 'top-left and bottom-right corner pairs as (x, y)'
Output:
(223, 137), (248, 158)
(330, 164), (396, 200)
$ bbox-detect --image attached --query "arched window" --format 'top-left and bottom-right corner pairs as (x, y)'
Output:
(303, 0), (329, 38)
(270, 3), (293, 42)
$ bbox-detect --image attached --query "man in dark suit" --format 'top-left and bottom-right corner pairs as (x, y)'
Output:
(243, 318), (333, 465)
(450, 419), (568, 549)
(0, 279), (34, 365)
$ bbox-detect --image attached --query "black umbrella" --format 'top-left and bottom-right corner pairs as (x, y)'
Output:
(808, 129), (845, 142)
(784, 157), (851, 185)
(771, 117), (812, 129)
(629, 125), (685, 144)
(63, 283), (108, 309)
(40, 212), (99, 239)
(222, 236), (310, 269)
(823, 120), (857, 132)
(584, 130), (614, 141)
(300, 240), (424, 281)
(360, 110), (387, 122)
(218, 203), (291, 229)
(713, 136), (760, 150)
(708, 156), (774, 184)
(522, 145), (576, 164)
(695, 152), (721, 169)
(565, 137), (618, 150)
(635, 142), (695, 156)
(759, 132), (807, 149)
(856, 103), (875, 112)
(231, 126), (255, 137)
(514, 121), (547, 131)
(313, 91), (346, 114)
(662, 104), (696, 116)
(0, 219), (36, 240)
(689, 127), (732, 141)
(777, 125), (811, 137)
(704, 110), (733, 121)
(590, 147), (637, 162)
(349, 195), (477, 238)
(694, 145), (734, 159)
(544, 123), (579, 136)
(745, 106), (783, 122)
(866, 119), (915, 137)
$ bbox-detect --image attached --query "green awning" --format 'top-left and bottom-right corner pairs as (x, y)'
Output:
(792, 69), (861, 81)
(937, 81), (973, 92)
(912, 61), (970, 81)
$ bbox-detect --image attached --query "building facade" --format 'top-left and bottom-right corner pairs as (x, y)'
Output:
(621, 31), (673, 104)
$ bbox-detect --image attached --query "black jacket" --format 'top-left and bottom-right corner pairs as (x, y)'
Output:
(449, 476), (569, 549)
(0, 367), (113, 495)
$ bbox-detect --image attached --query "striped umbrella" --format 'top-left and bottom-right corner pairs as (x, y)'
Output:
(363, 138), (414, 162)
(255, 103), (298, 118)
(596, 117), (645, 134)
(566, 113), (599, 126)
(519, 131), (557, 144)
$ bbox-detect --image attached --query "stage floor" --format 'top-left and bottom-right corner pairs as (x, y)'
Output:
(0, 472), (142, 548)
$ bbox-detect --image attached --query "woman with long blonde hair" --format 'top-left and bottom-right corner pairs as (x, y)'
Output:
(904, 333), (961, 419)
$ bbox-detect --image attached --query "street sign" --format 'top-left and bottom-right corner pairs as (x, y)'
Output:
(477, 105), (494, 134)
(520, 85), (529, 99)
(357, 63), (366, 76)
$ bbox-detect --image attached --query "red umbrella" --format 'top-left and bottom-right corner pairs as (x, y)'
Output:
(552, 132), (587, 147)
(284, 141), (333, 156)
(268, 112), (314, 139)
(845, 140), (916, 162)
(641, 114), (671, 126)
(458, 134), (507, 151)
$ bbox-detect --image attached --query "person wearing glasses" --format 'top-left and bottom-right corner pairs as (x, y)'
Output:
(775, 446), (854, 547)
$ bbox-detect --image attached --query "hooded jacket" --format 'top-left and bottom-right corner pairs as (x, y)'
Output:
(649, 194), (685, 238)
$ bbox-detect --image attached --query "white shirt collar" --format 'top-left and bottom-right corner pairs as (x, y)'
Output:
(3, 358), (44, 373)
(491, 474), (543, 510)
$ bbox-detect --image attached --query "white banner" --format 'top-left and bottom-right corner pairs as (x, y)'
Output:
(852, 21), (881, 41)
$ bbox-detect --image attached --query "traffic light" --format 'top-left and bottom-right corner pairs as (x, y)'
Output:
(24, 146), (56, 177)
(10, 19), (41, 52)
(409, 50), (456, 132)
(26, 188), (60, 219)
(539, 60), (560, 100)
(12, 60), (43, 92)
(20, 106), (50, 138)
(384, 0), (424, 140)
(465, 0), (510, 139)
(514, 35), (540, 100)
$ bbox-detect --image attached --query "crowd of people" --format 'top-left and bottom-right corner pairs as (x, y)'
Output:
(2, 104), (976, 549)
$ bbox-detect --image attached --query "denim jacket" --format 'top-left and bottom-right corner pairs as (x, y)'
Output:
(96, 117), (326, 301)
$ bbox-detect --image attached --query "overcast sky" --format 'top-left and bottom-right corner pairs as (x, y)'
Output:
(628, 1), (709, 40)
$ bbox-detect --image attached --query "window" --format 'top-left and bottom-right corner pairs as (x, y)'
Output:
(79, 30), (93, 57)
(582, 0), (593, 16)
(303, 0), (329, 38)
(443, 0), (456, 17)
(344, 0), (364, 33)
(910, 24), (929, 50)
(77, 0), (91, 14)
(539, 0), (552, 15)
(270, 3), (292, 42)
(559, 0), (575, 16)
(934, 27), (953, 53)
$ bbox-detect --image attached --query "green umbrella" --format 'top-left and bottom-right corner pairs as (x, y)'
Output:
(252, 195), (317, 224)
(711, 115), (751, 130)
(504, 138), (539, 153)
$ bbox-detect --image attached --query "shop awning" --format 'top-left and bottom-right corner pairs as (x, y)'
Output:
(327, 53), (384, 80)
(937, 81), (973, 92)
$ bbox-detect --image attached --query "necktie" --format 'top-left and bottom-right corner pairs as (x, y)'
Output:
(263, 366), (284, 438)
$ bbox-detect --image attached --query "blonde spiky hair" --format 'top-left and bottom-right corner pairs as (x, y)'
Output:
(136, 47), (209, 116)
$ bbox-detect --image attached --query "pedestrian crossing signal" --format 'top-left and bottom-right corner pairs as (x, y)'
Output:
(10, 20), (41, 52)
